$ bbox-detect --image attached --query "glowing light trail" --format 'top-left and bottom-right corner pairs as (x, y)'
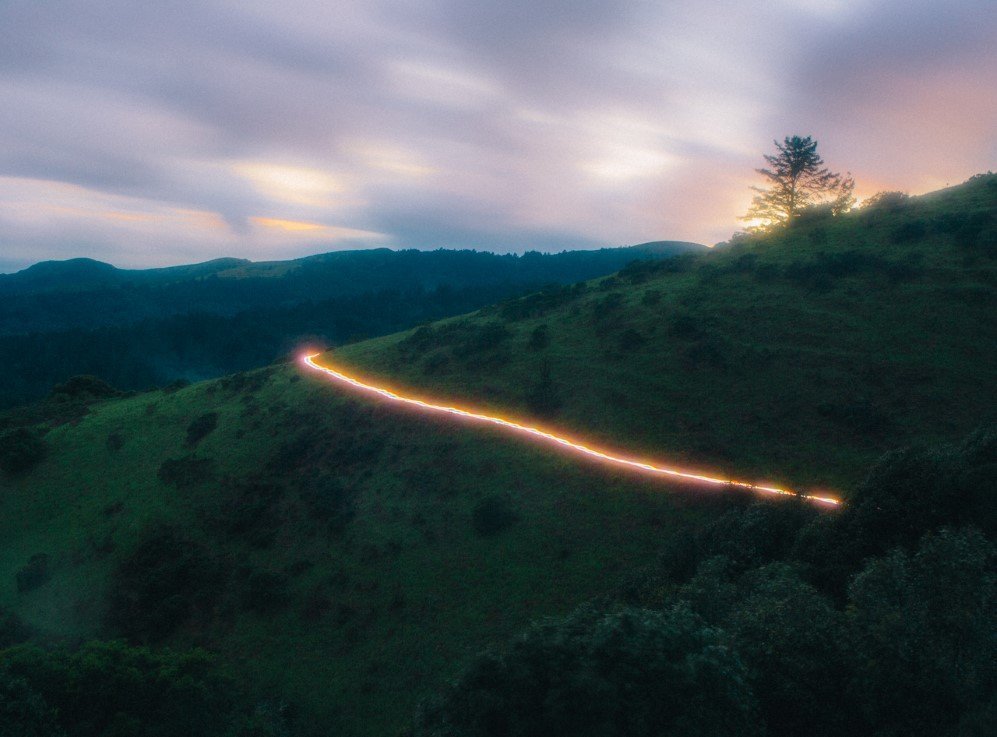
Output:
(301, 353), (840, 507)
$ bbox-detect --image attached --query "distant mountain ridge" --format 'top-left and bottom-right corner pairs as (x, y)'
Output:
(0, 242), (704, 295)
(0, 257), (251, 293)
(0, 242), (704, 407)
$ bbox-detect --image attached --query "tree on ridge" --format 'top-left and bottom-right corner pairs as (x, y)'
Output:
(744, 135), (853, 229)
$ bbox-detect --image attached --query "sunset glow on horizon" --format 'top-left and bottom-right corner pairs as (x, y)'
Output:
(0, 1), (993, 272)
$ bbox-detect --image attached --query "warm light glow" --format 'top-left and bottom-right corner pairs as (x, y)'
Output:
(251, 217), (327, 232)
(233, 162), (345, 207)
(301, 353), (841, 507)
(249, 217), (387, 241)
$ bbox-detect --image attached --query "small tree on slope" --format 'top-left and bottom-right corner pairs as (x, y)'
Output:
(744, 135), (853, 229)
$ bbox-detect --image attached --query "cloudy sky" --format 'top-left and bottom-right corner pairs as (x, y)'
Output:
(0, 0), (994, 271)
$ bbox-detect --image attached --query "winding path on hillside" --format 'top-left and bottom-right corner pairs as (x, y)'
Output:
(301, 353), (840, 507)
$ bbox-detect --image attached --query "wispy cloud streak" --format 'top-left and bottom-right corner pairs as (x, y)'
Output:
(0, 0), (993, 270)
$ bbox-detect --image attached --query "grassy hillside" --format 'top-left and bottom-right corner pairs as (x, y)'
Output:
(0, 175), (994, 735)
(1, 365), (704, 736)
(336, 175), (996, 491)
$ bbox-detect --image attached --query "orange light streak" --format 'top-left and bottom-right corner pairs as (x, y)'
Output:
(301, 353), (840, 507)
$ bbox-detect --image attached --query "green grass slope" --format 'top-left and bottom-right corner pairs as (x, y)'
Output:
(337, 175), (997, 492)
(1, 362), (706, 736)
(1, 174), (994, 735)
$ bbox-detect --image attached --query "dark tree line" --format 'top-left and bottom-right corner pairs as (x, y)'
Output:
(0, 246), (701, 409)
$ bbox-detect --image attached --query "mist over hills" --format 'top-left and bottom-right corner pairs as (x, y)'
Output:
(0, 175), (993, 736)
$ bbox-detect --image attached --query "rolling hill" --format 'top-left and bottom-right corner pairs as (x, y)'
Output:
(0, 242), (704, 408)
(0, 175), (994, 735)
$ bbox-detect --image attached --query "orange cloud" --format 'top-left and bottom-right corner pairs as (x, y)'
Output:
(251, 217), (327, 232)
(250, 217), (386, 241)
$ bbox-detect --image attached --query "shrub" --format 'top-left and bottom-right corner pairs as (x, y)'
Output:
(817, 397), (889, 434)
(729, 252), (760, 272)
(682, 336), (728, 369)
(185, 412), (218, 446)
(162, 378), (190, 393)
(243, 569), (291, 613)
(0, 428), (47, 474)
(105, 432), (124, 452)
(794, 203), (834, 225)
(725, 564), (851, 737)
(471, 494), (519, 537)
(863, 191), (909, 212)
(619, 259), (660, 284)
(809, 227), (829, 246)
(617, 328), (645, 351)
(525, 361), (561, 418)
(157, 455), (215, 489)
(668, 310), (701, 339)
(452, 322), (511, 358)
(421, 350), (450, 375)
(401, 325), (437, 352)
(847, 528), (996, 737)
(15, 554), (49, 593)
(208, 480), (285, 548)
(105, 525), (220, 643)
(891, 219), (928, 243)
(591, 292), (624, 321)
(0, 641), (275, 737)
(793, 429), (997, 594)
(300, 474), (356, 532)
(0, 607), (33, 648)
(412, 605), (760, 737)
(656, 253), (697, 272)
(0, 670), (63, 737)
(527, 324), (549, 350)
(499, 285), (583, 321)
(49, 375), (122, 401)
(951, 212), (996, 255)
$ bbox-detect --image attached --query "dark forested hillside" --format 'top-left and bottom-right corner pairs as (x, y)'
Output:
(0, 242), (702, 407)
(0, 243), (703, 333)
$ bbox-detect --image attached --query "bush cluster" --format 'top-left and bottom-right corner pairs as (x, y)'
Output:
(185, 412), (218, 446)
(498, 283), (587, 321)
(104, 525), (221, 643)
(157, 455), (215, 489)
(0, 427), (47, 475)
(417, 428), (997, 737)
(471, 494), (519, 537)
(14, 554), (49, 593)
(398, 320), (511, 361)
(0, 641), (289, 737)
(413, 605), (759, 737)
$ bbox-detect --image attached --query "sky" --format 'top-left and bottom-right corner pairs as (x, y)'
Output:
(0, 0), (994, 272)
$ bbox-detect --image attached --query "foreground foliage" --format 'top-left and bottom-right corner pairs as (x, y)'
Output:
(417, 432), (997, 737)
(413, 606), (759, 737)
(0, 640), (289, 737)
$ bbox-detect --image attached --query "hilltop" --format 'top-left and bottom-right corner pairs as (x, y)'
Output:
(0, 175), (994, 735)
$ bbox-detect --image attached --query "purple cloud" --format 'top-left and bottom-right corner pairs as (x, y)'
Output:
(0, 0), (993, 270)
